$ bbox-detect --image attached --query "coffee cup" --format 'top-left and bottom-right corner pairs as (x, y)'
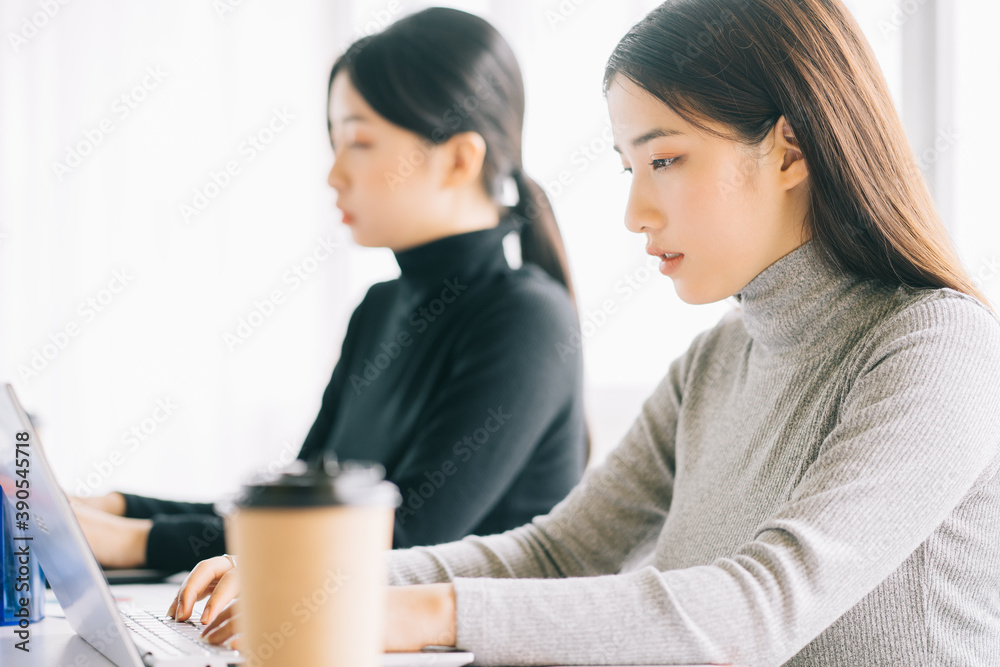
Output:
(227, 460), (400, 666)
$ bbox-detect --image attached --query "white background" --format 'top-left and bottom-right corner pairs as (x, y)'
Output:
(0, 0), (996, 503)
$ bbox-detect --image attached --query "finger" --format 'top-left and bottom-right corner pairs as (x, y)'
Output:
(171, 557), (234, 621)
(201, 602), (237, 635)
(203, 614), (239, 646)
(167, 584), (213, 618)
(169, 582), (217, 619)
(201, 570), (241, 625)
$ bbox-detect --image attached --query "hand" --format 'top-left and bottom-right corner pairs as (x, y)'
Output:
(199, 601), (243, 648)
(70, 501), (151, 568)
(384, 585), (456, 652)
(195, 582), (457, 652)
(69, 492), (127, 516)
(167, 555), (240, 625)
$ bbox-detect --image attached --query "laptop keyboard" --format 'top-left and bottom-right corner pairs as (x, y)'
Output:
(120, 607), (240, 658)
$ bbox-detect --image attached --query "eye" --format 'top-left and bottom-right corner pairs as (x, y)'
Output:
(650, 157), (679, 170)
(620, 166), (633, 175)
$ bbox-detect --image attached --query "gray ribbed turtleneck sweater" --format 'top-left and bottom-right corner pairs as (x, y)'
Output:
(387, 242), (1000, 667)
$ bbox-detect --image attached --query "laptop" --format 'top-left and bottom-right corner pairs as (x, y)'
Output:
(0, 383), (474, 667)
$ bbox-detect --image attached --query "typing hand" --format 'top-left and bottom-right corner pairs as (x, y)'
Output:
(198, 582), (457, 651)
(168, 555), (240, 625)
(200, 601), (243, 648)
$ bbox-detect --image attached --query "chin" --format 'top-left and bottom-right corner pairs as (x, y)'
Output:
(673, 281), (731, 306)
(346, 227), (383, 249)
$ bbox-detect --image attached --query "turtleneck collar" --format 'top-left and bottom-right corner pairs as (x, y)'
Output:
(735, 241), (866, 354)
(393, 219), (516, 291)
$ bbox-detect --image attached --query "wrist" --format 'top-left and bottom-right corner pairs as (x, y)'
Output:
(108, 491), (127, 516)
(384, 583), (457, 652)
(127, 519), (153, 568)
(424, 584), (456, 647)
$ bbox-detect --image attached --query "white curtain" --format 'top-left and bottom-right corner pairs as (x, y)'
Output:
(1, 0), (994, 503)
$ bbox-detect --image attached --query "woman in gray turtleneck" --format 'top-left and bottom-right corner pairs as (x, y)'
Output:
(180, 1), (1000, 665)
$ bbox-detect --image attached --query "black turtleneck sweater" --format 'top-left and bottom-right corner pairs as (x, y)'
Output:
(122, 221), (587, 571)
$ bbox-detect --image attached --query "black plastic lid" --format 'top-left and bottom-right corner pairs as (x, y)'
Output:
(234, 460), (401, 509)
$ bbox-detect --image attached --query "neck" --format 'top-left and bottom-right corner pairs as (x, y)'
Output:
(393, 217), (516, 290)
(736, 241), (869, 354)
(391, 196), (500, 253)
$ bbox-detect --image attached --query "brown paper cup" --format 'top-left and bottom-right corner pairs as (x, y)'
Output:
(226, 463), (399, 667)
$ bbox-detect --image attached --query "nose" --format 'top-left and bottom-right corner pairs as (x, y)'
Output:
(623, 180), (663, 234)
(327, 157), (347, 191)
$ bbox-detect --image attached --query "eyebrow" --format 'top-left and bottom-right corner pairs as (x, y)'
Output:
(613, 128), (684, 153)
(328, 113), (370, 141)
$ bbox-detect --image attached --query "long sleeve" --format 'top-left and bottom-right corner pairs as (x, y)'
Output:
(390, 295), (1000, 666)
(121, 494), (215, 519)
(118, 493), (225, 571)
(388, 278), (586, 548)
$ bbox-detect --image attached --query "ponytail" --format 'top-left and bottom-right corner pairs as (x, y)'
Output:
(511, 169), (577, 305)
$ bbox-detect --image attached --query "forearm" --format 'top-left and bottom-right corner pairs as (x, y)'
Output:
(387, 523), (565, 586)
(121, 492), (217, 519)
(145, 514), (227, 571)
(388, 405), (679, 587)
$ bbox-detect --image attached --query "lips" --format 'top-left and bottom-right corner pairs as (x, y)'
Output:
(646, 245), (683, 261)
(336, 206), (354, 224)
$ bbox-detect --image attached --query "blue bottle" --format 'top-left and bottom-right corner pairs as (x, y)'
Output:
(0, 487), (45, 626)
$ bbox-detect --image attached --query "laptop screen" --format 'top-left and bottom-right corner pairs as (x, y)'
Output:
(0, 384), (144, 667)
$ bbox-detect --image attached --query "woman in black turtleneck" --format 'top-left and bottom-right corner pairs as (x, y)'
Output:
(71, 8), (587, 573)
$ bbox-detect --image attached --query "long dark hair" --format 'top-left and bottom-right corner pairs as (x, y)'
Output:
(329, 7), (577, 302)
(604, 0), (988, 307)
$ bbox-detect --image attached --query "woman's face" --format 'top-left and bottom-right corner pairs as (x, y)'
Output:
(327, 72), (454, 251)
(607, 74), (810, 305)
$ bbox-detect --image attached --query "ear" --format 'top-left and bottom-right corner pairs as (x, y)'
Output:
(774, 116), (808, 189)
(437, 131), (488, 189)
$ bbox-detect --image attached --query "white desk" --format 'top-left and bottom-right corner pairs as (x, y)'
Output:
(1, 582), (182, 666)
